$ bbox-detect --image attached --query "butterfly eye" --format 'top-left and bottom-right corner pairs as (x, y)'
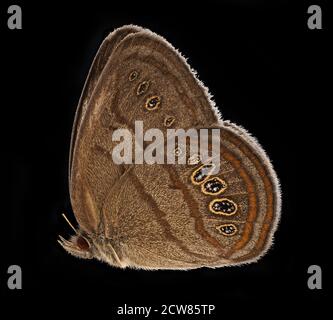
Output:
(216, 224), (238, 236)
(209, 198), (238, 216)
(76, 236), (90, 251)
(137, 81), (150, 95)
(129, 70), (139, 81)
(164, 116), (175, 127)
(145, 96), (161, 110)
(201, 177), (227, 195)
(191, 163), (215, 185)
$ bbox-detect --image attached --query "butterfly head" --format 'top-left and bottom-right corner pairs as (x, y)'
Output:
(57, 213), (96, 259)
(58, 232), (94, 259)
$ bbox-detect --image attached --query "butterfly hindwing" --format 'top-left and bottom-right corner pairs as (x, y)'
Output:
(100, 123), (280, 269)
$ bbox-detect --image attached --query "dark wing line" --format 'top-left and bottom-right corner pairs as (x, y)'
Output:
(129, 170), (212, 262)
(165, 165), (227, 255)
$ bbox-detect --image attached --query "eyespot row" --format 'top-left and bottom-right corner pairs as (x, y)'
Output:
(190, 163), (238, 236)
(129, 70), (176, 128)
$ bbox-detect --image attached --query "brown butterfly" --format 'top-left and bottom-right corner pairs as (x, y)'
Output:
(58, 25), (281, 270)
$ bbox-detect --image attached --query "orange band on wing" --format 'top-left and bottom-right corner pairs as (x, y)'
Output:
(222, 129), (275, 261)
(221, 149), (258, 257)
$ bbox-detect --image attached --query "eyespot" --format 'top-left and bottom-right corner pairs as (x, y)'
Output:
(190, 163), (215, 185)
(129, 70), (139, 81)
(187, 154), (201, 165)
(209, 198), (238, 216)
(201, 177), (227, 195)
(174, 146), (182, 156)
(164, 116), (175, 127)
(137, 81), (150, 95)
(216, 224), (238, 236)
(76, 236), (90, 251)
(145, 96), (161, 110)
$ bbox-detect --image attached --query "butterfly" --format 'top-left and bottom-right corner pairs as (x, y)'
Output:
(58, 25), (281, 270)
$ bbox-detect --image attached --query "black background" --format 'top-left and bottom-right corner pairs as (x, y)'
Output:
(4, 0), (330, 316)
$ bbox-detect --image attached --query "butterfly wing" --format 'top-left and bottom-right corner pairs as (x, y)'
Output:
(100, 123), (280, 269)
(70, 25), (219, 235)
(94, 26), (220, 134)
(69, 25), (143, 179)
(69, 25), (280, 269)
(69, 25), (143, 233)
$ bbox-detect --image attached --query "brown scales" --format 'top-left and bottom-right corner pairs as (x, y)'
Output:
(58, 24), (281, 270)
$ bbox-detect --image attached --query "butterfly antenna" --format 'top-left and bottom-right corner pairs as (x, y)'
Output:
(61, 213), (78, 234)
